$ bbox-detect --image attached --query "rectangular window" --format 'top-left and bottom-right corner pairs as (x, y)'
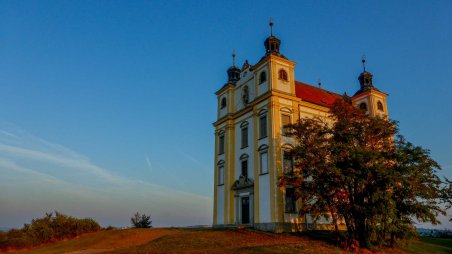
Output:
(218, 166), (224, 185)
(283, 151), (293, 174)
(259, 115), (267, 139)
(241, 160), (248, 178)
(219, 135), (225, 155)
(241, 127), (248, 148)
(285, 188), (297, 213)
(259, 151), (268, 174)
(281, 114), (291, 136)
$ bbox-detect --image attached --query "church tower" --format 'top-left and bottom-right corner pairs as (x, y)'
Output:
(352, 56), (389, 117)
(253, 18), (297, 98)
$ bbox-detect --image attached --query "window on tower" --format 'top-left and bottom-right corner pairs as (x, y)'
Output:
(281, 114), (291, 136)
(221, 97), (227, 109)
(359, 102), (367, 111)
(259, 71), (267, 84)
(278, 69), (288, 81)
(283, 151), (294, 174)
(241, 126), (248, 148)
(218, 165), (224, 185)
(218, 134), (225, 155)
(241, 159), (248, 178)
(259, 145), (269, 174)
(259, 151), (268, 174)
(377, 101), (384, 111)
(259, 115), (267, 139)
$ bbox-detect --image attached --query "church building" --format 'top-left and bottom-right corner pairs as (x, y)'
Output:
(213, 21), (389, 232)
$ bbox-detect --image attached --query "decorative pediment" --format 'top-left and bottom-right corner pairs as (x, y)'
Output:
(232, 175), (254, 190)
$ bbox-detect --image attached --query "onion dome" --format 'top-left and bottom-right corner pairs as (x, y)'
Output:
(356, 55), (374, 94)
(227, 50), (240, 83)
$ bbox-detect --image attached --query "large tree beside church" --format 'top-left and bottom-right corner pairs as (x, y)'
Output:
(280, 98), (450, 248)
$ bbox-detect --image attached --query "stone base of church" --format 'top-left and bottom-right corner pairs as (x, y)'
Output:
(255, 222), (344, 232)
(213, 223), (305, 233)
(213, 222), (340, 233)
(254, 222), (303, 233)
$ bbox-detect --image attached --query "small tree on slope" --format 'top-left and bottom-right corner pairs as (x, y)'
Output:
(131, 212), (152, 228)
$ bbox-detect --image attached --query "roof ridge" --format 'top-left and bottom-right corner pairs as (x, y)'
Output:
(294, 80), (342, 97)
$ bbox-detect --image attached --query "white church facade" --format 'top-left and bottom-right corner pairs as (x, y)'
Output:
(213, 22), (388, 232)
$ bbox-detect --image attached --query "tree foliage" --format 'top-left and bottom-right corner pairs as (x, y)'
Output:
(0, 212), (100, 250)
(280, 98), (450, 248)
(131, 212), (152, 228)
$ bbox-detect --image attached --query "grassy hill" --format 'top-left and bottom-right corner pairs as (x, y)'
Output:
(10, 228), (452, 254)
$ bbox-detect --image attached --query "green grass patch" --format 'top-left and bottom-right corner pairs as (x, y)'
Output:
(397, 237), (452, 254)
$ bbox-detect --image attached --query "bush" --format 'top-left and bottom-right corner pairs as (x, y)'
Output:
(0, 212), (100, 250)
(131, 212), (152, 228)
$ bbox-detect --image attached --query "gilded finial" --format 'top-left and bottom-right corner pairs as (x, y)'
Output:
(269, 17), (274, 36)
(232, 49), (236, 66)
(362, 54), (366, 72)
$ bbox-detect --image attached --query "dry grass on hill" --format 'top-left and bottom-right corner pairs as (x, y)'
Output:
(16, 228), (344, 254)
(10, 227), (452, 254)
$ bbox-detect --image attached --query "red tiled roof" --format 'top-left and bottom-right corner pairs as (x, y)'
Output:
(295, 81), (343, 107)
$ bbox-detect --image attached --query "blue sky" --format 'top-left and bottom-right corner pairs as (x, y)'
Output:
(0, 1), (451, 229)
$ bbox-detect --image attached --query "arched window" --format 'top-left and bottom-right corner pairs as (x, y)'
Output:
(240, 154), (249, 178)
(283, 150), (294, 174)
(377, 101), (384, 111)
(220, 97), (227, 109)
(282, 144), (294, 175)
(259, 113), (267, 139)
(240, 121), (249, 149)
(259, 71), (267, 84)
(359, 102), (367, 111)
(218, 131), (225, 155)
(258, 145), (269, 174)
(281, 114), (291, 136)
(217, 160), (225, 186)
(278, 69), (288, 81)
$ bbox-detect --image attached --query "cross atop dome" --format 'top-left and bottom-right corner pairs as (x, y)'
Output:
(227, 49), (240, 83)
(264, 17), (281, 56)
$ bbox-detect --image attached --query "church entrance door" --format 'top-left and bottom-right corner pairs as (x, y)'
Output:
(241, 196), (250, 224)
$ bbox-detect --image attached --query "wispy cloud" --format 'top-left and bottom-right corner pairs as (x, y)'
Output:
(0, 158), (63, 185)
(0, 144), (123, 184)
(0, 129), (16, 138)
(180, 152), (209, 171)
(145, 153), (153, 172)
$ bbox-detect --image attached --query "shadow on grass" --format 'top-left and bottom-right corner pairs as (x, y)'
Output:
(236, 244), (307, 254)
(292, 230), (344, 247)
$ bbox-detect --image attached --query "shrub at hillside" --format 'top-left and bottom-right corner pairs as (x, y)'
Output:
(131, 212), (152, 228)
(0, 212), (100, 250)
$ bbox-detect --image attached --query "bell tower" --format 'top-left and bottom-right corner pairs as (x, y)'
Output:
(352, 56), (389, 117)
(253, 18), (296, 97)
(216, 50), (240, 119)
